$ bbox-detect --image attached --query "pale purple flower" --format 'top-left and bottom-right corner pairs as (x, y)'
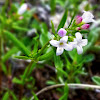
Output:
(76, 16), (82, 24)
(58, 28), (67, 37)
(50, 36), (73, 56)
(81, 24), (90, 29)
(70, 32), (88, 54)
(18, 3), (28, 15)
(82, 11), (95, 23)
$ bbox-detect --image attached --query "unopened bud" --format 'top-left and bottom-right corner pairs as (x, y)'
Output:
(81, 24), (90, 29)
(58, 28), (67, 37)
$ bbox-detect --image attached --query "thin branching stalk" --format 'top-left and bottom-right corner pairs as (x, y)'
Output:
(30, 84), (100, 100)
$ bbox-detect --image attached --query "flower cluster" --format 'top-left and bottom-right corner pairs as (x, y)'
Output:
(50, 11), (94, 56)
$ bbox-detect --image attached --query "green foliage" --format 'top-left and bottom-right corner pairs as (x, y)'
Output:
(2, 92), (9, 100)
(59, 83), (69, 100)
(92, 76), (100, 85)
(50, 0), (56, 14)
(12, 77), (23, 85)
(51, 21), (56, 34)
(2, 47), (18, 62)
(40, 23), (50, 46)
(4, 30), (31, 56)
(0, 0), (99, 100)
(57, 9), (68, 31)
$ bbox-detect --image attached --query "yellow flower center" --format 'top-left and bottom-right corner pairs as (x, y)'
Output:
(59, 42), (63, 45)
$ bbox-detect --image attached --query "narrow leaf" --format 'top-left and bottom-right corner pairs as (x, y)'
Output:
(51, 20), (56, 34)
(2, 47), (18, 62)
(4, 30), (31, 56)
(92, 76), (100, 85)
(57, 9), (68, 31)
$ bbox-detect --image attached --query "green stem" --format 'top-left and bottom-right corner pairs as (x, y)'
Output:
(22, 60), (34, 83)
(33, 40), (51, 58)
(0, 35), (2, 95)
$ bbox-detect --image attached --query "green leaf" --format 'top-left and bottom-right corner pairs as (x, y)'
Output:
(12, 25), (29, 32)
(10, 91), (18, 100)
(56, 67), (68, 77)
(57, 9), (68, 31)
(2, 92), (9, 100)
(51, 21), (56, 34)
(92, 76), (100, 85)
(50, 0), (56, 14)
(14, 56), (31, 60)
(54, 52), (64, 81)
(12, 77), (23, 85)
(38, 48), (54, 61)
(68, 11), (76, 28)
(4, 30), (31, 56)
(40, 23), (50, 46)
(59, 83), (69, 100)
(83, 54), (95, 63)
(22, 62), (36, 81)
(2, 47), (18, 62)
(46, 80), (56, 85)
(31, 92), (39, 100)
(1, 63), (7, 75)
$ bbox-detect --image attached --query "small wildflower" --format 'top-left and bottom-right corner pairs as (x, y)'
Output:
(50, 36), (73, 56)
(82, 11), (95, 23)
(58, 28), (67, 37)
(18, 3), (28, 15)
(81, 24), (90, 29)
(70, 32), (88, 54)
(76, 16), (82, 24)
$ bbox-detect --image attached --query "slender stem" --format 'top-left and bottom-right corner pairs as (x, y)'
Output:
(33, 40), (51, 58)
(30, 84), (100, 100)
(22, 60), (34, 82)
(0, 35), (2, 95)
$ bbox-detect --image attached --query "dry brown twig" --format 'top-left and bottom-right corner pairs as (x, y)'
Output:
(30, 83), (100, 100)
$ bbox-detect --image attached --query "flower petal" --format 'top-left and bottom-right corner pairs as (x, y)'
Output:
(82, 18), (94, 23)
(82, 11), (94, 23)
(64, 44), (73, 51)
(82, 11), (94, 19)
(81, 39), (88, 46)
(60, 36), (68, 43)
(50, 40), (59, 47)
(56, 47), (64, 56)
(69, 41), (77, 48)
(18, 3), (28, 15)
(77, 46), (83, 54)
(75, 32), (82, 42)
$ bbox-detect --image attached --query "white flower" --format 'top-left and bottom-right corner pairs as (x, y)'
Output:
(18, 3), (28, 15)
(50, 36), (73, 56)
(71, 32), (88, 54)
(82, 11), (95, 23)
(79, 1), (92, 12)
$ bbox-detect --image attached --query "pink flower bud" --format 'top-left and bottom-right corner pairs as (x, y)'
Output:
(76, 27), (81, 30)
(81, 24), (90, 29)
(76, 16), (82, 24)
(58, 28), (67, 37)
